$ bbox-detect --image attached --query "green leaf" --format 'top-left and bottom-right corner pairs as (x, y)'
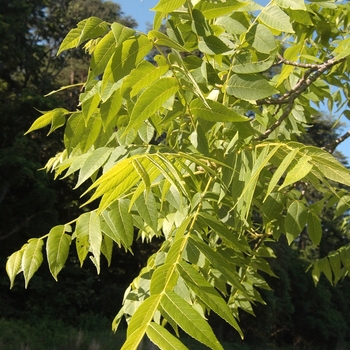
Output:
(58, 17), (109, 55)
(279, 155), (313, 190)
(22, 238), (44, 288)
(122, 60), (169, 98)
(189, 99), (249, 122)
(335, 195), (350, 217)
(150, 263), (178, 295)
(46, 225), (71, 281)
(284, 201), (308, 244)
(319, 257), (333, 284)
(76, 234), (89, 267)
(86, 156), (143, 210)
(197, 212), (250, 252)
(191, 9), (211, 37)
(134, 191), (158, 233)
(189, 235), (245, 294)
(275, 0), (306, 10)
(101, 234), (113, 266)
(90, 22), (136, 79)
(262, 192), (285, 223)
(25, 108), (68, 135)
(161, 291), (224, 350)
(148, 30), (188, 52)
(190, 126), (210, 155)
(126, 77), (179, 133)
(102, 199), (134, 249)
(339, 246), (350, 271)
(75, 211), (102, 273)
(265, 148), (299, 199)
(194, 0), (248, 19)
(246, 24), (276, 54)
(6, 246), (26, 289)
(103, 35), (152, 89)
(152, 0), (185, 13)
(259, 4), (294, 33)
(226, 74), (278, 100)
(88, 213), (102, 274)
(123, 294), (162, 350)
(177, 261), (243, 338)
(328, 252), (342, 285)
(64, 112), (103, 154)
(75, 147), (113, 188)
(146, 322), (188, 350)
(306, 148), (350, 187)
(307, 211), (322, 246)
(198, 36), (232, 55)
(100, 88), (122, 127)
(90, 31), (116, 78)
(231, 50), (276, 74)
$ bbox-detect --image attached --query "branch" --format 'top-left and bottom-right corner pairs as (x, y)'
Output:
(324, 129), (350, 154)
(255, 102), (294, 141)
(257, 56), (346, 106)
(255, 56), (346, 140)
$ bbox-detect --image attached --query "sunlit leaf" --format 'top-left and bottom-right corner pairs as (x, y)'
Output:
(58, 17), (109, 55)
(6, 246), (26, 289)
(22, 239), (44, 288)
(46, 225), (71, 281)
(161, 291), (224, 350)
(226, 74), (278, 100)
(146, 322), (188, 350)
(259, 4), (294, 33)
(126, 77), (179, 133)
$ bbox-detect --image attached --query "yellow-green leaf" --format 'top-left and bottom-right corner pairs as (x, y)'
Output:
(22, 238), (44, 288)
(46, 225), (71, 281)
(125, 77), (179, 134)
(6, 245), (26, 289)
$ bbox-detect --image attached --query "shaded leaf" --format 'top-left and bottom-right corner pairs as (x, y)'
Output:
(198, 36), (232, 55)
(190, 99), (249, 122)
(285, 201), (307, 244)
(226, 74), (278, 100)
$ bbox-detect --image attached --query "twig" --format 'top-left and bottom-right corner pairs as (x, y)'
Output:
(255, 56), (346, 140)
(324, 128), (350, 154)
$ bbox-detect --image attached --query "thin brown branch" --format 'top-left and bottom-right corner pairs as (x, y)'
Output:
(276, 53), (321, 69)
(255, 102), (294, 141)
(255, 57), (346, 140)
(257, 56), (346, 106)
(324, 129), (350, 154)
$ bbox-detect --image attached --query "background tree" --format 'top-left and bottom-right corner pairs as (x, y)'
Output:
(0, 0), (137, 341)
(4, 0), (350, 349)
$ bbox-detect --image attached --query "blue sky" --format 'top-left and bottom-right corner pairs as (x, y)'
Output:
(115, 0), (350, 161)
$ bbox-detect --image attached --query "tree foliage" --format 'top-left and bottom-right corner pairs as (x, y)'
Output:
(6, 0), (350, 348)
